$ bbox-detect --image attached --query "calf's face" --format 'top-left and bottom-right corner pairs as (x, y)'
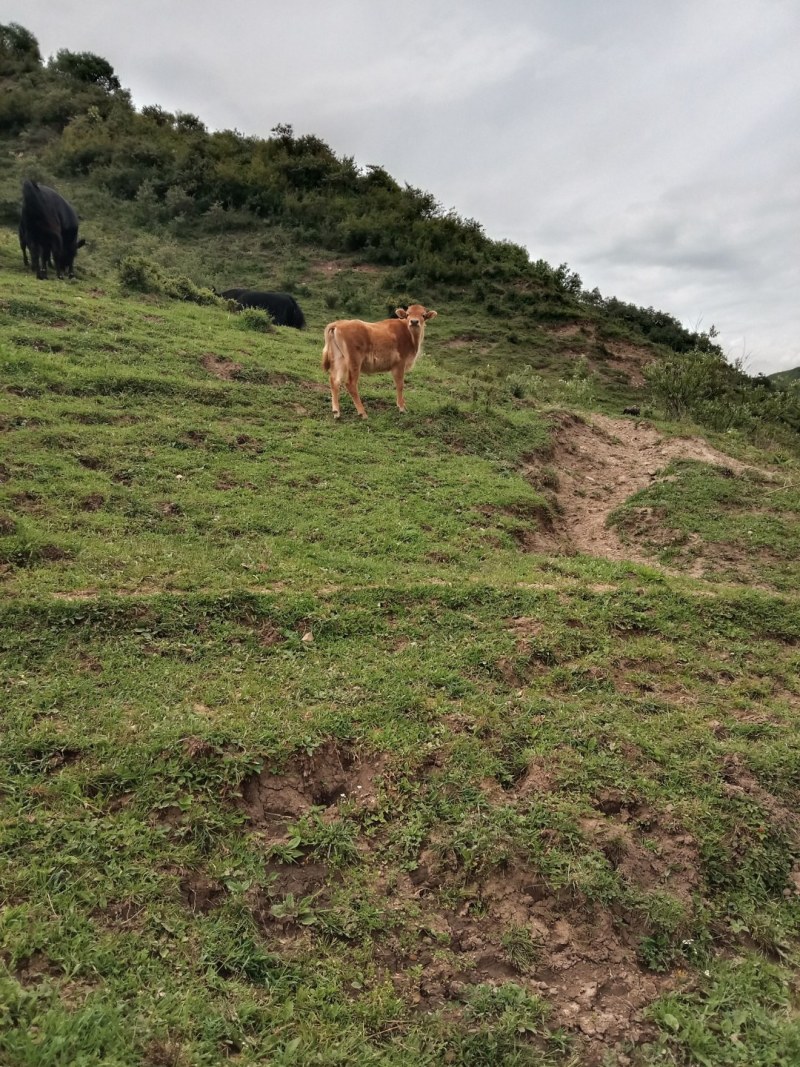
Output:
(395, 304), (437, 332)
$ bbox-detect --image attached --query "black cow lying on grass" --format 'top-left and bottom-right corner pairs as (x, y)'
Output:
(20, 180), (85, 280)
(218, 288), (306, 329)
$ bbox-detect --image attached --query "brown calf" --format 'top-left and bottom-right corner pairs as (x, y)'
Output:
(321, 304), (438, 419)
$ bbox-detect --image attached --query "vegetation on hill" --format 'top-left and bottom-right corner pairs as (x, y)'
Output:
(769, 366), (800, 388)
(1, 22), (799, 1067)
(3, 20), (798, 447)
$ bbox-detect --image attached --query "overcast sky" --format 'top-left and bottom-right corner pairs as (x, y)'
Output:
(12, 0), (800, 373)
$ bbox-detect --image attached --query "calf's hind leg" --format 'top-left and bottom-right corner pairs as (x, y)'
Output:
(329, 372), (342, 419)
(345, 369), (368, 419)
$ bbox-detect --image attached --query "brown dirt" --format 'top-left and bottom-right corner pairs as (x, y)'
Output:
(371, 851), (681, 1059)
(201, 353), (242, 380)
(309, 258), (383, 275)
(440, 333), (492, 352)
(522, 412), (761, 565)
(600, 341), (649, 388)
(231, 740), (710, 1061)
(179, 872), (227, 914)
(239, 740), (388, 840)
(14, 951), (60, 982)
(79, 492), (105, 512)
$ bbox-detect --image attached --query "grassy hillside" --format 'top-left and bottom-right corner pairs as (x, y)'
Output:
(2, 22), (800, 1067)
(2, 232), (800, 1066)
(769, 367), (800, 388)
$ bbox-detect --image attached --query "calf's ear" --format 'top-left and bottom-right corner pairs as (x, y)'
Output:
(423, 309), (437, 320)
(394, 307), (408, 319)
(76, 238), (86, 249)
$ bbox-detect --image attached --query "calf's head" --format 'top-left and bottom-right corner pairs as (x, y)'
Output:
(395, 304), (437, 334)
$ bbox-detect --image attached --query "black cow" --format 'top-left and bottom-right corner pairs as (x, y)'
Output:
(20, 180), (84, 280)
(220, 288), (306, 329)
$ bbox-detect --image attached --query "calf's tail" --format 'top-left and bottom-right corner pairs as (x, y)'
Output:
(321, 324), (336, 372)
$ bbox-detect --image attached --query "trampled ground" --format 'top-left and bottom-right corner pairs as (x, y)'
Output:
(1, 237), (799, 1066)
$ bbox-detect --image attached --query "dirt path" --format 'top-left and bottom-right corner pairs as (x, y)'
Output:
(526, 412), (761, 564)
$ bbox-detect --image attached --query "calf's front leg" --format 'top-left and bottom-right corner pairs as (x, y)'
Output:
(392, 366), (407, 413)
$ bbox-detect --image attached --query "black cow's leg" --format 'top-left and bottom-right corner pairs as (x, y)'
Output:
(32, 245), (47, 280)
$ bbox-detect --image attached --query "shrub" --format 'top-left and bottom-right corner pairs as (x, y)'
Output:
(234, 309), (274, 333)
(48, 50), (121, 92)
(645, 348), (800, 441)
(118, 254), (219, 306)
(0, 22), (41, 69)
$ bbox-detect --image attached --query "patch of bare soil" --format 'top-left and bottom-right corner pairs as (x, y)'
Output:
(544, 323), (589, 339)
(309, 258), (383, 275)
(522, 412), (761, 566)
(79, 492), (105, 512)
(201, 353), (242, 380)
(600, 341), (649, 388)
(440, 333), (491, 351)
(235, 742), (701, 1061)
(374, 792), (708, 1059)
(14, 951), (61, 982)
(374, 853), (679, 1060)
(239, 741), (387, 840)
(297, 378), (329, 394)
(179, 872), (227, 914)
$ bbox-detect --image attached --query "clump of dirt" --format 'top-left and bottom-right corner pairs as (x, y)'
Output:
(179, 872), (227, 914)
(232, 738), (754, 1060)
(79, 492), (105, 512)
(232, 434), (264, 454)
(239, 741), (388, 838)
(14, 951), (60, 982)
(256, 622), (284, 647)
(75, 454), (104, 470)
(144, 1038), (188, 1067)
(613, 506), (690, 552)
(201, 353), (242, 380)
(522, 412), (761, 565)
(544, 323), (587, 339)
(510, 755), (557, 797)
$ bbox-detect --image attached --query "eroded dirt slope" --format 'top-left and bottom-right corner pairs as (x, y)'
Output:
(525, 413), (760, 564)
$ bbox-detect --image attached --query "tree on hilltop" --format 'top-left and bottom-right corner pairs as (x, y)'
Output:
(48, 49), (121, 92)
(0, 22), (42, 71)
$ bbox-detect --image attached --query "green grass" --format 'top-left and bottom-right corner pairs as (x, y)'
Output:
(609, 460), (800, 591)
(1, 216), (800, 1066)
